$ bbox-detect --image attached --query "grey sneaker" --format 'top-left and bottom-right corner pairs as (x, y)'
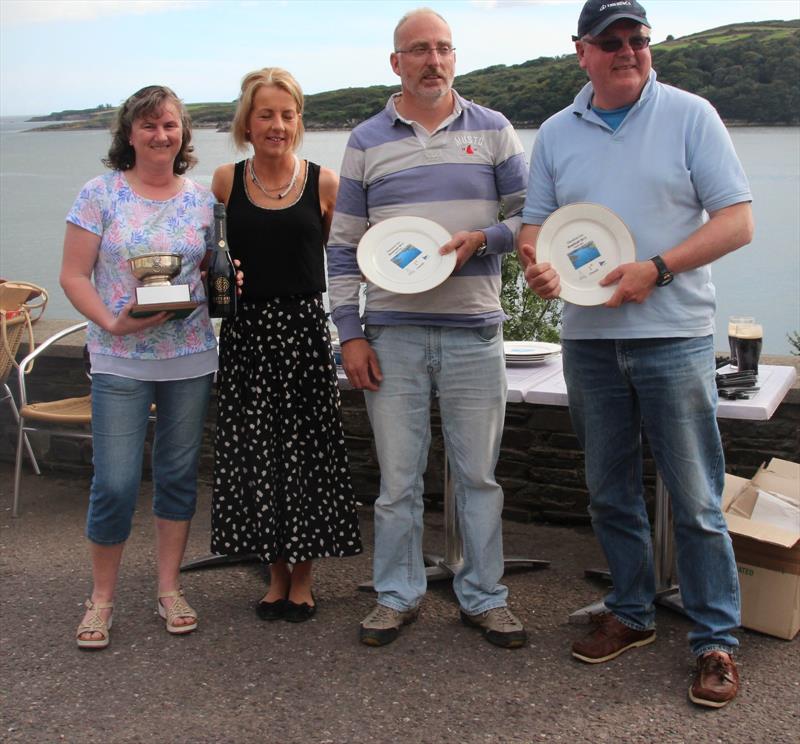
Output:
(360, 604), (419, 647)
(460, 606), (527, 649)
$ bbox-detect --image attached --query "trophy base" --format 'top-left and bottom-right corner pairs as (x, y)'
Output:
(130, 301), (200, 319)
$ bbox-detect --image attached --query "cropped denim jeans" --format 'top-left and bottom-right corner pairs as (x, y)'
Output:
(87, 372), (213, 545)
(562, 336), (740, 656)
(363, 324), (509, 615)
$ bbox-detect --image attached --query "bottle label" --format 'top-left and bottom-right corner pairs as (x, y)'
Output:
(212, 276), (231, 303)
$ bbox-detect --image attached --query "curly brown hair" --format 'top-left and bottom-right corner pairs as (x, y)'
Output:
(103, 85), (197, 174)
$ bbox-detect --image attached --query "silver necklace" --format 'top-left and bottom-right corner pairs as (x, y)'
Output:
(248, 156), (299, 199)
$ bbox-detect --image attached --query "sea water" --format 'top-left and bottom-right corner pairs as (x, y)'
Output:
(1, 119), (797, 354)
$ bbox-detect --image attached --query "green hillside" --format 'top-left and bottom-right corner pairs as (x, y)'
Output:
(30, 20), (800, 131)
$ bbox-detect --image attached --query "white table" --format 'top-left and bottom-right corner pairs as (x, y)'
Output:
(514, 360), (797, 621)
(520, 361), (797, 420)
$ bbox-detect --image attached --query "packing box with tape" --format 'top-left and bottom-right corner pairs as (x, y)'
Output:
(722, 458), (800, 640)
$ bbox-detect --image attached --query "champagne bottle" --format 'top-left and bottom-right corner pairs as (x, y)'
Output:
(207, 202), (237, 318)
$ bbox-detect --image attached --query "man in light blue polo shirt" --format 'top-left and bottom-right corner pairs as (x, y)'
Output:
(519, 0), (753, 708)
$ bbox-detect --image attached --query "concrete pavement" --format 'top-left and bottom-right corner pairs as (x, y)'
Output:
(1, 464), (798, 743)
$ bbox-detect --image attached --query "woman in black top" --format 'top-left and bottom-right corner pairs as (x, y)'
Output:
(210, 68), (362, 623)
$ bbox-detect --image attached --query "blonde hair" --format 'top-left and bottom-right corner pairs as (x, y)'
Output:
(231, 67), (304, 152)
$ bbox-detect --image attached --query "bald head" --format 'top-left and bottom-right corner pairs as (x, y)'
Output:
(393, 7), (449, 50)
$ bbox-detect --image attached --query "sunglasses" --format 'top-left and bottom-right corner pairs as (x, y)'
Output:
(582, 35), (651, 53)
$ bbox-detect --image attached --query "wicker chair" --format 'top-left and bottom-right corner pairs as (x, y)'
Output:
(12, 322), (92, 517)
(1, 313), (41, 478)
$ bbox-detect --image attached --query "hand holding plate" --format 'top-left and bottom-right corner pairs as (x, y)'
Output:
(601, 260), (659, 307)
(439, 230), (485, 272)
(517, 242), (536, 270)
(521, 244), (561, 300)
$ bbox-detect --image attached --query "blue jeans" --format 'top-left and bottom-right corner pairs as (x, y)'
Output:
(364, 325), (508, 615)
(87, 372), (213, 545)
(562, 337), (740, 656)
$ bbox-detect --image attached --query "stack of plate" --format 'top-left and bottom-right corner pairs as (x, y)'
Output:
(504, 341), (562, 366)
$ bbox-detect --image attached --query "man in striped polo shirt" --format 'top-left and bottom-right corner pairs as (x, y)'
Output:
(328, 7), (529, 649)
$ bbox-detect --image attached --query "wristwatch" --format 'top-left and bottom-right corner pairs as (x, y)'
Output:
(650, 255), (674, 287)
(475, 241), (488, 258)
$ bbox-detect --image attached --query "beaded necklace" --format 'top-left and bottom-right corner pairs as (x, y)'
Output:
(247, 155), (300, 200)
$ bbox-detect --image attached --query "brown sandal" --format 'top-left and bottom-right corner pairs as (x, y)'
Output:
(157, 589), (198, 635)
(76, 599), (114, 649)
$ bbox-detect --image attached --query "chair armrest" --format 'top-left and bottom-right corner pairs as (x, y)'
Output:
(16, 321), (88, 407)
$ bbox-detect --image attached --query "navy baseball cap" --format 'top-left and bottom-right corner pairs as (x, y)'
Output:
(573, 0), (650, 40)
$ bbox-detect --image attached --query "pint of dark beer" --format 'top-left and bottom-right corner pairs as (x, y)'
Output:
(728, 315), (754, 367)
(735, 323), (763, 373)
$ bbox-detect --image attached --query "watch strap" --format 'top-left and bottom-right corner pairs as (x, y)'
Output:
(650, 255), (674, 286)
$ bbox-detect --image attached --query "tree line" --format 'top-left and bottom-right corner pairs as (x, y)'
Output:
(30, 20), (800, 131)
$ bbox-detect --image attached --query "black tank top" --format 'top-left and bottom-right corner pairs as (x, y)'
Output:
(227, 159), (326, 301)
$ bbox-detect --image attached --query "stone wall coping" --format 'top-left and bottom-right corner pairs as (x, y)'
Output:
(26, 318), (800, 402)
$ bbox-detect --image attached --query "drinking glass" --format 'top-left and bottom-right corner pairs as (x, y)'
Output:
(728, 315), (754, 367)
(735, 320), (763, 373)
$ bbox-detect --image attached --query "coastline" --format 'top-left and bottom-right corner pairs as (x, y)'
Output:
(23, 119), (798, 133)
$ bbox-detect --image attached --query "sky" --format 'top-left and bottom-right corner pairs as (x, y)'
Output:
(1, 0), (798, 117)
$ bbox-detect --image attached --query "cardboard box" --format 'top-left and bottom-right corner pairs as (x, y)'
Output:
(722, 458), (800, 640)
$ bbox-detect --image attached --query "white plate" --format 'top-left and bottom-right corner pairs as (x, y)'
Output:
(505, 356), (560, 367)
(537, 203), (636, 306)
(357, 216), (455, 294)
(504, 341), (562, 357)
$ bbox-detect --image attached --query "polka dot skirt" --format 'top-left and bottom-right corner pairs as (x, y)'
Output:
(211, 295), (362, 564)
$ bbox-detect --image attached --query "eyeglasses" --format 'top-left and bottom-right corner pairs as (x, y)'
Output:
(582, 35), (651, 53)
(395, 44), (456, 58)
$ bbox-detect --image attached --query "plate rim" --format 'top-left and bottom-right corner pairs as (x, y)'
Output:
(504, 340), (562, 355)
(537, 202), (635, 306)
(356, 216), (455, 295)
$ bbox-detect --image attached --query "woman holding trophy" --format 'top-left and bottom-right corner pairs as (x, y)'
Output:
(209, 68), (362, 623)
(61, 85), (219, 648)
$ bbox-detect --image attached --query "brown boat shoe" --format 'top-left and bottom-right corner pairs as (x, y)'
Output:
(689, 651), (740, 708)
(572, 611), (656, 663)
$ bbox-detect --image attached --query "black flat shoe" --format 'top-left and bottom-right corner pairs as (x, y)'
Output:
(284, 595), (317, 623)
(255, 597), (288, 621)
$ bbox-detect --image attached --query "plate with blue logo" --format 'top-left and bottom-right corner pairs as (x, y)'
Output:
(537, 203), (636, 306)
(357, 216), (456, 294)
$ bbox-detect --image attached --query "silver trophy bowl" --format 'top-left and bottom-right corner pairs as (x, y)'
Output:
(129, 253), (182, 287)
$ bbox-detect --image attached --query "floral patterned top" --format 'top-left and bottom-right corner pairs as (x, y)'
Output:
(66, 171), (217, 361)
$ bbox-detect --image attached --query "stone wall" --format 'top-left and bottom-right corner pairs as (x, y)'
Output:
(3, 320), (798, 523)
